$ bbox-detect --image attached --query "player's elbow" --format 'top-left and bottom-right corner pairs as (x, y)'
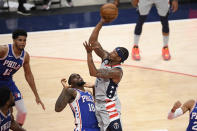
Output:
(55, 104), (64, 112)
(55, 106), (62, 112)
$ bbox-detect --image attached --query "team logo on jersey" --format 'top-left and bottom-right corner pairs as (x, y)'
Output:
(113, 122), (119, 129)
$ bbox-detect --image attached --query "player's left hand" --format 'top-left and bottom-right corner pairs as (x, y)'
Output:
(83, 41), (93, 53)
(36, 97), (45, 110)
(171, 0), (178, 12)
(84, 82), (94, 88)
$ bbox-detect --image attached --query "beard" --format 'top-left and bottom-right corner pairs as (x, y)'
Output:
(77, 81), (86, 86)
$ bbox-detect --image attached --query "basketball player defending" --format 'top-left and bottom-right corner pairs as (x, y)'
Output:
(0, 29), (45, 126)
(0, 86), (26, 131)
(131, 0), (178, 61)
(83, 18), (129, 131)
(168, 99), (197, 130)
(55, 73), (100, 131)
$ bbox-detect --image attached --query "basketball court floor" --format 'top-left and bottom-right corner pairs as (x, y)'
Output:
(1, 2), (197, 130)
(0, 18), (196, 131)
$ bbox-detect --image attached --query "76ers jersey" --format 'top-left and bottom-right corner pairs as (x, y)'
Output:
(69, 89), (99, 130)
(187, 102), (197, 131)
(0, 44), (25, 80)
(0, 109), (11, 131)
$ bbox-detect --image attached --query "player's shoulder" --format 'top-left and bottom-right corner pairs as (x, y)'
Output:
(0, 45), (8, 58)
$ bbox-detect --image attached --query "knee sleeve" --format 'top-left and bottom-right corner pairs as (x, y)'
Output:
(134, 14), (147, 35)
(15, 99), (27, 125)
(160, 14), (169, 33)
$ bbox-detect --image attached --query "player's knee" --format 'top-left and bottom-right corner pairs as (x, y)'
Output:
(16, 111), (27, 125)
(160, 15), (169, 33)
(135, 15), (147, 35)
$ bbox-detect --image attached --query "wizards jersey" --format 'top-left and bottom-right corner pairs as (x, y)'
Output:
(94, 59), (122, 101)
(69, 89), (99, 131)
(94, 59), (122, 123)
(0, 44), (25, 81)
(187, 102), (197, 131)
(0, 109), (11, 131)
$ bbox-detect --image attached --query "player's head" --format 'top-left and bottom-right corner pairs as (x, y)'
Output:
(0, 86), (15, 108)
(109, 47), (129, 63)
(68, 73), (86, 87)
(12, 29), (27, 51)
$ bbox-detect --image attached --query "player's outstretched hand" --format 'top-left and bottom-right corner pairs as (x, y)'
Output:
(131, 0), (139, 8)
(83, 41), (93, 53)
(61, 78), (70, 88)
(171, 0), (178, 12)
(84, 82), (94, 88)
(36, 97), (45, 110)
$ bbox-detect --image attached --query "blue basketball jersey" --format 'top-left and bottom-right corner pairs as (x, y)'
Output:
(0, 109), (11, 131)
(187, 102), (197, 131)
(0, 44), (25, 81)
(69, 89), (99, 131)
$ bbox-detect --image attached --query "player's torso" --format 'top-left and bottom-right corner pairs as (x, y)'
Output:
(69, 89), (98, 129)
(0, 109), (11, 131)
(95, 59), (121, 101)
(0, 44), (25, 81)
(187, 102), (197, 131)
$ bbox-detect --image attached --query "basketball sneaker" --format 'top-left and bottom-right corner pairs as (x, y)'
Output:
(132, 45), (140, 61)
(162, 46), (171, 60)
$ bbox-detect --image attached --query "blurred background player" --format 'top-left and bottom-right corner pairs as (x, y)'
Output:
(0, 86), (26, 131)
(168, 99), (197, 131)
(131, 0), (178, 61)
(0, 29), (45, 126)
(84, 17), (129, 131)
(55, 73), (100, 131)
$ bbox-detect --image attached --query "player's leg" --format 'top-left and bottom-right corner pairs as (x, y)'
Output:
(15, 99), (27, 126)
(155, 0), (171, 60)
(132, 0), (152, 60)
(9, 81), (27, 126)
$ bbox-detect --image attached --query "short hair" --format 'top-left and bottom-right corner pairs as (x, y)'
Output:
(12, 29), (27, 39)
(68, 74), (74, 85)
(115, 47), (129, 63)
(0, 87), (11, 108)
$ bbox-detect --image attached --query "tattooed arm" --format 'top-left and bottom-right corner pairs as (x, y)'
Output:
(88, 19), (109, 60)
(55, 79), (77, 112)
(84, 42), (122, 83)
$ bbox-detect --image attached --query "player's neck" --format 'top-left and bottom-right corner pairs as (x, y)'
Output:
(75, 86), (85, 92)
(13, 44), (22, 57)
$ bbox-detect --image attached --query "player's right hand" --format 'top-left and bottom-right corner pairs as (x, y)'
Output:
(131, 0), (139, 8)
(61, 78), (69, 88)
(171, 101), (182, 112)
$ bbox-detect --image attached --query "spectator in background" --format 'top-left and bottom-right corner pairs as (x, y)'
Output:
(42, 0), (73, 10)
(17, 0), (31, 15)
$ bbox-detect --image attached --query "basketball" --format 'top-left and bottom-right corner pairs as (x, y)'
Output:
(100, 3), (118, 22)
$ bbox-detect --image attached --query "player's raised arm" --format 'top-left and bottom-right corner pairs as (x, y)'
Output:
(55, 79), (77, 112)
(88, 18), (109, 60)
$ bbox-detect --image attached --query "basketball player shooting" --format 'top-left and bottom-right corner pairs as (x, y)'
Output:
(83, 16), (129, 131)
